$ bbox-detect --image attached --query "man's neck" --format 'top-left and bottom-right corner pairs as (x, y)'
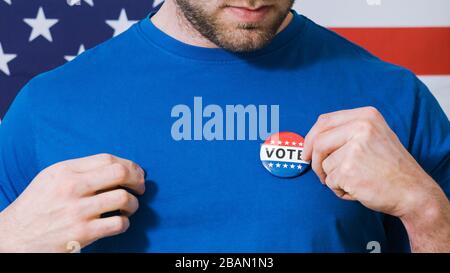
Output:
(151, 0), (293, 49)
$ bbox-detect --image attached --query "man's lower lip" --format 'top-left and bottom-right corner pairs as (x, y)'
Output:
(225, 6), (271, 22)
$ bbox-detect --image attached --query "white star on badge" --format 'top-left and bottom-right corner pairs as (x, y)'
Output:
(285, 141), (290, 145)
(64, 44), (86, 62)
(0, 43), (16, 76)
(292, 142), (296, 146)
(278, 141), (282, 145)
(276, 163), (281, 168)
(299, 142), (304, 146)
(290, 164), (295, 169)
(270, 140), (275, 145)
(23, 7), (59, 42)
(106, 9), (138, 37)
(268, 163), (274, 168)
(283, 164), (288, 168)
(3, 0), (12, 5)
(297, 165), (302, 169)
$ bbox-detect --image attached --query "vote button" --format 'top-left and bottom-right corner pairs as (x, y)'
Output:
(260, 132), (311, 178)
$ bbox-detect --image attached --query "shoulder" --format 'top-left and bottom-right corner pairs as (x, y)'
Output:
(21, 21), (146, 104)
(299, 14), (418, 82)
(297, 16), (445, 143)
(301, 15), (427, 101)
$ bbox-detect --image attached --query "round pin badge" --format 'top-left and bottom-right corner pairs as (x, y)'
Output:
(260, 132), (311, 178)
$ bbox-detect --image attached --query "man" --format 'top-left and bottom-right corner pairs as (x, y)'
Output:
(0, 0), (449, 252)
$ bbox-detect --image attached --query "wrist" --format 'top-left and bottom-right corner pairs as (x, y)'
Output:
(400, 176), (443, 221)
(0, 210), (26, 253)
(0, 212), (15, 252)
(400, 191), (443, 230)
(397, 170), (441, 217)
(398, 176), (449, 252)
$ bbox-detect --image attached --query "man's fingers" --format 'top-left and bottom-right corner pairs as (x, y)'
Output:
(87, 216), (130, 243)
(325, 170), (356, 201)
(62, 154), (119, 172)
(63, 153), (144, 175)
(309, 124), (354, 183)
(321, 141), (348, 176)
(84, 189), (139, 217)
(303, 107), (381, 161)
(77, 161), (145, 195)
(304, 110), (356, 161)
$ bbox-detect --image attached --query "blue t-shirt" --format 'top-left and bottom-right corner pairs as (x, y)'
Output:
(0, 11), (449, 253)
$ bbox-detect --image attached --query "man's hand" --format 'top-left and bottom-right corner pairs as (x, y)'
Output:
(0, 153), (145, 253)
(302, 107), (450, 252)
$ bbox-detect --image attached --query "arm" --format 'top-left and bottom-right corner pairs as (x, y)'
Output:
(0, 83), (145, 252)
(302, 106), (450, 252)
(400, 177), (450, 252)
(0, 154), (146, 252)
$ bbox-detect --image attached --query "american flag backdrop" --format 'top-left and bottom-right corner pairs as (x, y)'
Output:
(1, 0), (449, 120)
(0, 0), (163, 119)
(294, 0), (450, 117)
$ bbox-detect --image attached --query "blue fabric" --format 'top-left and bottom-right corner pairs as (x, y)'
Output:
(0, 11), (448, 253)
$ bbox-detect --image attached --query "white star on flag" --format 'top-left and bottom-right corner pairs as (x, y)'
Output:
(106, 9), (138, 37)
(0, 43), (16, 76)
(153, 0), (164, 7)
(268, 163), (273, 168)
(283, 164), (288, 168)
(276, 163), (281, 168)
(297, 165), (302, 169)
(3, 0), (11, 5)
(83, 0), (94, 6)
(290, 164), (295, 169)
(64, 44), (86, 62)
(285, 141), (290, 145)
(67, 0), (93, 6)
(23, 7), (59, 42)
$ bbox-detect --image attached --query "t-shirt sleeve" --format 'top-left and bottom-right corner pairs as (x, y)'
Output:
(0, 82), (39, 212)
(384, 76), (450, 252)
(408, 79), (450, 197)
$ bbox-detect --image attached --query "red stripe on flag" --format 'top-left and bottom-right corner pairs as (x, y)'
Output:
(330, 27), (450, 75)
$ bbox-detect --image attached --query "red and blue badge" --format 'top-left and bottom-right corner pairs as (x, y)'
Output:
(260, 132), (311, 178)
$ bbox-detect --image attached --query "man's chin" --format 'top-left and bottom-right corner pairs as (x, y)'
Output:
(218, 40), (271, 53)
(215, 29), (274, 52)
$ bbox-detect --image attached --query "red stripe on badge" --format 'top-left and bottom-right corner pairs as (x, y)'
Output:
(330, 27), (450, 75)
